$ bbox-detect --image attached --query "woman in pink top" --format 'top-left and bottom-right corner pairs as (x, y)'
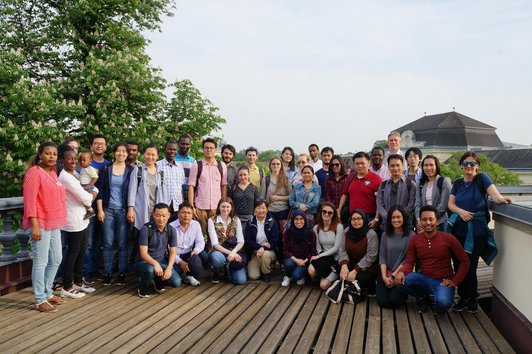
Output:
(23, 142), (67, 312)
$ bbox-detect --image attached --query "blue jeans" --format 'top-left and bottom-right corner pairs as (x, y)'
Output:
(283, 258), (307, 281)
(135, 260), (181, 289)
(102, 208), (128, 274)
(400, 272), (455, 312)
(29, 228), (62, 304)
(210, 251), (247, 285)
(83, 216), (101, 276)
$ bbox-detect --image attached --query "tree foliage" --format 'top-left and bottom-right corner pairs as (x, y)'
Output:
(0, 0), (226, 197)
(440, 152), (523, 185)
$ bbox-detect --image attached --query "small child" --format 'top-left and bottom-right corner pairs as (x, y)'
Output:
(79, 151), (99, 220)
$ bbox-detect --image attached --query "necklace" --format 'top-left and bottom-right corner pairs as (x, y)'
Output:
(39, 166), (62, 187)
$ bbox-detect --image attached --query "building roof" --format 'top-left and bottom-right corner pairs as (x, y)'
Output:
(395, 111), (504, 148)
(482, 149), (532, 169)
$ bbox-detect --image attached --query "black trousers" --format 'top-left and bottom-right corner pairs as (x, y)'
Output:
(63, 228), (88, 289)
(454, 235), (485, 299)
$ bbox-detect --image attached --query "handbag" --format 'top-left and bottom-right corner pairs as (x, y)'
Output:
(325, 279), (363, 304)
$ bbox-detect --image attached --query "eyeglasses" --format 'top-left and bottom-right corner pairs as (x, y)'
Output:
(331, 163), (340, 167)
(322, 210), (334, 216)
(351, 217), (363, 221)
(203, 146), (216, 150)
(297, 161), (306, 165)
(462, 161), (479, 167)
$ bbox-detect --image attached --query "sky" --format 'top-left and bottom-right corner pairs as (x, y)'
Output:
(144, 0), (532, 155)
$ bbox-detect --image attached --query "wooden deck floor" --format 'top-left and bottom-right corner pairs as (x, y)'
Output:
(0, 268), (513, 354)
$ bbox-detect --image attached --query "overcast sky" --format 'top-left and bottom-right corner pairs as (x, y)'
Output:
(145, 0), (532, 154)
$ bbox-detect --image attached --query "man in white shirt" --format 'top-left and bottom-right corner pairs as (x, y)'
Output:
(308, 143), (323, 171)
(169, 202), (207, 286)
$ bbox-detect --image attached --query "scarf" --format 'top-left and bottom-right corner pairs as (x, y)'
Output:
(211, 215), (238, 244)
(289, 209), (310, 242)
(347, 208), (369, 243)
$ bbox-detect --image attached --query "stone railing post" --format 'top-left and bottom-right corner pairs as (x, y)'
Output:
(0, 197), (24, 262)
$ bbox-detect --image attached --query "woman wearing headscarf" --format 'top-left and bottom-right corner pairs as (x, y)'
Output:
(338, 209), (379, 297)
(281, 210), (316, 287)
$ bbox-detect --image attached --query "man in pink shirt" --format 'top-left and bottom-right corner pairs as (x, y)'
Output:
(187, 138), (227, 243)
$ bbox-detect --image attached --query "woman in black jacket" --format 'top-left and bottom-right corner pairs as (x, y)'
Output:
(244, 200), (280, 282)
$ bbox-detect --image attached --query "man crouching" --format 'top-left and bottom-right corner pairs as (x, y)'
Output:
(136, 203), (181, 298)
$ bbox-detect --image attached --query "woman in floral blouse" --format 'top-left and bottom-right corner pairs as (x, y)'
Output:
(208, 197), (247, 285)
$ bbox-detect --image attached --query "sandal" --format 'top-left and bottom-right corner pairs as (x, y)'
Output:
(60, 288), (86, 299)
(36, 301), (58, 313)
(48, 295), (67, 304)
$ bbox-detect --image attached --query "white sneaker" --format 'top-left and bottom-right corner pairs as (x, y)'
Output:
(60, 288), (86, 299)
(184, 275), (200, 287)
(72, 283), (95, 293)
(297, 278), (306, 286)
(281, 276), (291, 287)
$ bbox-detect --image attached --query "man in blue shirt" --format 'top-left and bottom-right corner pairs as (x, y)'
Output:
(175, 134), (196, 197)
(136, 203), (181, 297)
(315, 146), (334, 202)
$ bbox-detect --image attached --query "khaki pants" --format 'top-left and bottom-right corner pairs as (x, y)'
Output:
(195, 209), (216, 250)
(247, 250), (276, 280)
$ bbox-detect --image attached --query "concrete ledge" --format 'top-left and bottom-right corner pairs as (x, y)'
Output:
(0, 257), (32, 295)
(492, 286), (532, 354)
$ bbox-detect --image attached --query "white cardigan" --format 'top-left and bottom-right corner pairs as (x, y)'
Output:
(59, 170), (94, 232)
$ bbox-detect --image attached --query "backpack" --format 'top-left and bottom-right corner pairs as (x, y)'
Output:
(418, 176), (444, 194)
(452, 173), (490, 223)
(137, 166), (164, 188)
(130, 222), (172, 263)
(195, 160), (223, 195)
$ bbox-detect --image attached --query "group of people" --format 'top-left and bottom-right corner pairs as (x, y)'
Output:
(23, 131), (511, 314)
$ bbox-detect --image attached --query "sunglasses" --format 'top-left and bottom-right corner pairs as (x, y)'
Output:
(322, 210), (334, 216)
(461, 161), (479, 167)
(331, 163), (341, 167)
(351, 217), (363, 221)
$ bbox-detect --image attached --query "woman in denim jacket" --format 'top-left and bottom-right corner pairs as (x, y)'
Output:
(289, 165), (321, 228)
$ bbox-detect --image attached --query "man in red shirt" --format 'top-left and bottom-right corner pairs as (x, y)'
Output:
(337, 151), (382, 229)
(395, 205), (470, 314)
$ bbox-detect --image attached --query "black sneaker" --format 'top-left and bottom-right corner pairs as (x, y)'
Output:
(367, 288), (377, 298)
(453, 298), (469, 312)
(138, 288), (150, 298)
(466, 298), (479, 313)
(116, 273), (126, 286)
(102, 274), (112, 286)
(417, 296), (430, 313)
(82, 275), (95, 285)
(211, 272), (221, 284)
(262, 274), (271, 283)
(153, 278), (166, 293)
(94, 272), (106, 281)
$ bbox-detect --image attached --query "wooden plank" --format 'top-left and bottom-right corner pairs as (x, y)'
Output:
(381, 306), (397, 354)
(406, 299), (431, 353)
(348, 298), (367, 354)
(394, 304), (414, 354)
(127, 283), (234, 354)
(43, 285), (171, 354)
(331, 302), (355, 354)
(276, 288), (322, 354)
(460, 312), (500, 354)
(434, 312), (466, 354)
(260, 286), (313, 354)
(422, 311), (448, 353)
(473, 309), (515, 354)
(170, 283), (261, 353)
(0, 283), (135, 349)
(313, 299), (341, 353)
(364, 298), (381, 354)
(293, 292), (330, 354)
(239, 286), (302, 354)
(222, 286), (291, 353)
(88, 283), (216, 353)
(200, 285), (279, 354)
(447, 311), (482, 354)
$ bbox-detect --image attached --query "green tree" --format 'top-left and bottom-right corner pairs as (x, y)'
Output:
(0, 1), (226, 197)
(440, 152), (522, 185)
(372, 140), (387, 149)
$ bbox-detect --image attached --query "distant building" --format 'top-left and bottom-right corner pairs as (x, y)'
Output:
(482, 149), (532, 184)
(395, 111), (504, 161)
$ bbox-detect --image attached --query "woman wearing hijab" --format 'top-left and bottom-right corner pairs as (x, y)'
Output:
(338, 209), (379, 297)
(281, 210), (317, 287)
